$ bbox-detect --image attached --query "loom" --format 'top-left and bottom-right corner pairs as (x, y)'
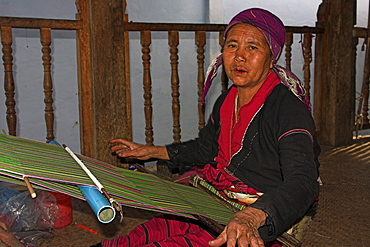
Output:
(0, 134), (236, 225)
(54, 141), (117, 223)
(78, 185), (116, 223)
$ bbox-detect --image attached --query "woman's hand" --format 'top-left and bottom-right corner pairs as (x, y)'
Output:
(0, 222), (24, 247)
(109, 139), (169, 160)
(208, 207), (267, 247)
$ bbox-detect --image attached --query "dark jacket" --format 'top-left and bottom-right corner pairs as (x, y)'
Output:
(166, 83), (320, 242)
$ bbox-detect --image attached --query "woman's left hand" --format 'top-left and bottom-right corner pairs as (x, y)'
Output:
(208, 207), (267, 247)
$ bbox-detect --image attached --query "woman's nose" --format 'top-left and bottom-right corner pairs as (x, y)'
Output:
(234, 49), (246, 62)
(234, 56), (245, 62)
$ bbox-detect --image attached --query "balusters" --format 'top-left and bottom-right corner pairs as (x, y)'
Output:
(285, 32), (293, 71)
(302, 33), (313, 99)
(361, 82), (369, 125)
(1, 27), (16, 136)
(168, 31), (181, 142)
(195, 31), (206, 130)
(360, 7), (370, 126)
(219, 31), (229, 92)
(40, 28), (55, 143)
(360, 44), (370, 125)
(141, 30), (154, 145)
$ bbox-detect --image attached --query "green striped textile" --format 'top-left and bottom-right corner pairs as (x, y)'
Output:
(0, 134), (235, 225)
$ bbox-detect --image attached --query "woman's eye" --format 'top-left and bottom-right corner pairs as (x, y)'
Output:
(249, 45), (257, 50)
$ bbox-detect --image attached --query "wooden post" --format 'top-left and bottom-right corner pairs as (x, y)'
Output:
(76, 0), (93, 157)
(303, 33), (313, 99)
(285, 32), (293, 71)
(169, 31), (181, 142)
(219, 31), (229, 93)
(141, 30), (154, 146)
(195, 31), (206, 130)
(1, 27), (16, 136)
(75, 0), (131, 164)
(313, 0), (357, 146)
(40, 28), (55, 143)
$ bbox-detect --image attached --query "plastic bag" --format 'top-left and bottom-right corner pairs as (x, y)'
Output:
(0, 189), (59, 246)
(0, 187), (20, 205)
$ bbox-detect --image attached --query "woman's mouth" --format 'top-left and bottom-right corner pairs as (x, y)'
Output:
(233, 67), (247, 74)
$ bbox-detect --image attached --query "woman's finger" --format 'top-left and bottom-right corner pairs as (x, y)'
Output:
(208, 229), (228, 247)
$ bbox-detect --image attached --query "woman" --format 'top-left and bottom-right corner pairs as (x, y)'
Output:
(108, 8), (320, 247)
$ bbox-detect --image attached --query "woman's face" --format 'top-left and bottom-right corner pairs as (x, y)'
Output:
(223, 23), (273, 89)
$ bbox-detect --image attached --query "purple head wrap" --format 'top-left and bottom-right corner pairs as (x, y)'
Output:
(225, 8), (285, 63)
(202, 8), (311, 112)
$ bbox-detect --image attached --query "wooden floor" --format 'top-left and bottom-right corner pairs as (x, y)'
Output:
(5, 137), (370, 246)
(302, 137), (370, 246)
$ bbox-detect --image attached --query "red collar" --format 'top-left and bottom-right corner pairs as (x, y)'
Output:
(215, 71), (280, 168)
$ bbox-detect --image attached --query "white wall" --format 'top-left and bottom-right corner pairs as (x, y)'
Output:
(0, 0), (368, 154)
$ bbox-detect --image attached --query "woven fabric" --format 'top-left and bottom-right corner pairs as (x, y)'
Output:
(101, 215), (214, 247)
(0, 134), (235, 225)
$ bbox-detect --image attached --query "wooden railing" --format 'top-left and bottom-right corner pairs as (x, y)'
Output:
(0, 17), (82, 143)
(0, 16), (324, 146)
(4, 15), (368, 153)
(123, 22), (324, 145)
(0, 14), (370, 156)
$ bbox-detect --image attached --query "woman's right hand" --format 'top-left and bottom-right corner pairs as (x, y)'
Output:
(208, 207), (267, 247)
(0, 222), (25, 247)
(109, 139), (169, 161)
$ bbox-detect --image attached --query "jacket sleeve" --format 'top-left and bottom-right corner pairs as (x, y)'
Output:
(250, 89), (320, 241)
(165, 118), (219, 169)
(251, 134), (320, 241)
(165, 91), (228, 170)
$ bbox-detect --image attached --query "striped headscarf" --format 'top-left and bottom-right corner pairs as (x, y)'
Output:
(202, 8), (311, 112)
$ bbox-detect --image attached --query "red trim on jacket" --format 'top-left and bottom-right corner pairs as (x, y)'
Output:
(204, 71), (280, 194)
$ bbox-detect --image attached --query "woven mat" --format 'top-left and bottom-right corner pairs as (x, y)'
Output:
(303, 139), (370, 246)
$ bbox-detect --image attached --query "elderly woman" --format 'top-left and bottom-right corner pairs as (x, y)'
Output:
(108, 8), (320, 247)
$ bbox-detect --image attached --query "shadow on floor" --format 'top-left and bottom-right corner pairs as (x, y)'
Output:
(303, 136), (370, 246)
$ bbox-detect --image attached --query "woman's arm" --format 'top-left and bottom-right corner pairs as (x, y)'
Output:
(110, 139), (169, 160)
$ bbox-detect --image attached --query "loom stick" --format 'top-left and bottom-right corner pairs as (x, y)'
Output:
(23, 176), (37, 198)
(62, 144), (121, 212)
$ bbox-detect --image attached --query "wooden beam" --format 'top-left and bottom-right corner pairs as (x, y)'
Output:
(314, 0), (357, 146)
(122, 22), (323, 34)
(91, 0), (130, 165)
(0, 17), (82, 30)
(76, 0), (131, 164)
(76, 0), (94, 157)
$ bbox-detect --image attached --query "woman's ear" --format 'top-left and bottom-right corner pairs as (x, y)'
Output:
(269, 59), (274, 69)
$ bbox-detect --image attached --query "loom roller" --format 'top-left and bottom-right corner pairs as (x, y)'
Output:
(50, 141), (122, 223)
(78, 185), (117, 223)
